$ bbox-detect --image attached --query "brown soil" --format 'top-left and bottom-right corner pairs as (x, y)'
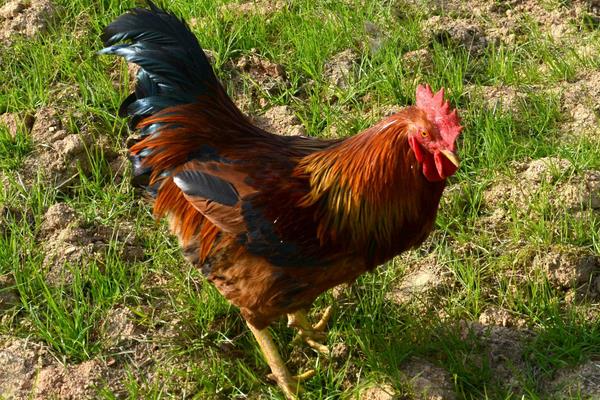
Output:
(424, 16), (489, 55)
(533, 245), (600, 299)
(478, 306), (527, 329)
(546, 359), (600, 399)
(232, 49), (288, 96)
(39, 203), (144, 286)
(558, 71), (600, 139)
(220, 0), (286, 17)
(402, 48), (433, 71)
(466, 85), (527, 113)
(461, 321), (532, 393)
(0, 274), (19, 312)
(0, 0), (57, 45)
(400, 358), (456, 400)
(17, 107), (117, 188)
(387, 254), (455, 308)
(251, 105), (307, 136)
(481, 157), (600, 234)
(360, 383), (396, 400)
(0, 112), (34, 138)
(0, 335), (115, 400)
(324, 49), (359, 92)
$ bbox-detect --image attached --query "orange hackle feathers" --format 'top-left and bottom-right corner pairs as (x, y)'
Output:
(296, 108), (431, 255)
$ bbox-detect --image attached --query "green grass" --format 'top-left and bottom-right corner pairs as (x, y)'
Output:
(1, 0), (599, 399)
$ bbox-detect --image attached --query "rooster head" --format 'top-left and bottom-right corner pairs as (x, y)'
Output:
(408, 84), (462, 182)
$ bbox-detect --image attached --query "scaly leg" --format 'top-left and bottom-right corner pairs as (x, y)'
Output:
(246, 321), (315, 400)
(287, 306), (333, 355)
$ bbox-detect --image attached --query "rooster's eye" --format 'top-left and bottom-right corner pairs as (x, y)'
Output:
(420, 131), (428, 138)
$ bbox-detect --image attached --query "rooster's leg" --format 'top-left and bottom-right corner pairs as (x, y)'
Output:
(287, 306), (333, 355)
(246, 321), (314, 400)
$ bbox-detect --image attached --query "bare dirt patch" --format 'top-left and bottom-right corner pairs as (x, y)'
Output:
(423, 16), (489, 55)
(558, 71), (600, 139)
(461, 321), (531, 393)
(0, 335), (49, 399)
(324, 49), (359, 92)
(34, 359), (107, 400)
(546, 359), (600, 399)
(387, 254), (455, 308)
(478, 306), (527, 329)
(0, 274), (19, 312)
(232, 49), (288, 98)
(220, 0), (286, 17)
(0, 335), (113, 400)
(39, 203), (144, 286)
(481, 157), (599, 233)
(402, 48), (433, 71)
(359, 383), (396, 400)
(100, 306), (143, 350)
(251, 105), (306, 136)
(533, 245), (600, 299)
(18, 107), (116, 188)
(465, 85), (527, 113)
(0, 112), (34, 138)
(0, 0), (57, 45)
(401, 358), (456, 400)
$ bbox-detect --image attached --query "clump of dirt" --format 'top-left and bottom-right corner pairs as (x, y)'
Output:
(533, 245), (600, 298)
(0, 336), (49, 398)
(220, 0), (286, 17)
(324, 49), (359, 91)
(110, 59), (141, 92)
(423, 16), (489, 55)
(0, 334), (114, 400)
(461, 321), (531, 393)
(101, 306), (142, 350)
(466, 85), (527, 113)
(481, 157), (599, 232)
(521, 157), (573, 183)
(0, 274), (19, 312)
(108, 153), (130, 184)
(18, 107), (116, 188)
(34, 359), (107, 400)
(402, 48), (433, 71)
(39, 202), (79, 237)
(558, 71), (600, 139)
(39, 203), (144, 286)
(387, 255), (455, 308)
(0, 112), (34, 138)
(478, 306), (526, 329)
(251, 105), (306, 136)
(360, 383), (396, 400)
(232, 49), (288, 98)
(0, 0), (57, 44)
(401, 358), (457, 400)
(545, 359), (600, 399)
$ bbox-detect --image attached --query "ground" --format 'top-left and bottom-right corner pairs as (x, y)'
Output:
(0, 0), (599, 399)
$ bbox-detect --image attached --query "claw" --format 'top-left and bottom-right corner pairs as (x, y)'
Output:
(288, 306), (333, 355)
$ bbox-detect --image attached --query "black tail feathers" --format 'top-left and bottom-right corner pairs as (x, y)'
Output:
(100, 1), (220, 129)
(101, 1), (234, 193)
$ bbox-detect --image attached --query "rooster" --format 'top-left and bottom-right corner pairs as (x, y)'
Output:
(101, 2), (462, 398)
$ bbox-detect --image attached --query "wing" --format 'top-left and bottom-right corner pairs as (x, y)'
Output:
(171, 155), (340, 268)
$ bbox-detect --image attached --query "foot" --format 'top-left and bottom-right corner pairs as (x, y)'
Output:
(287, 306), (333, 355)
(246, 322), (314, 400)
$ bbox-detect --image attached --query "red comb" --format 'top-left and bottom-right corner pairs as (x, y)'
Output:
(416, 84), (462, 150)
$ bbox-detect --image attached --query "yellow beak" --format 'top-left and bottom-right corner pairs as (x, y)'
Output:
(440, 149), (460, 168)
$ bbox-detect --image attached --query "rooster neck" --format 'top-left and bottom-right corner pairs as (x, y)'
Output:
(297, 114), (447, 261)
